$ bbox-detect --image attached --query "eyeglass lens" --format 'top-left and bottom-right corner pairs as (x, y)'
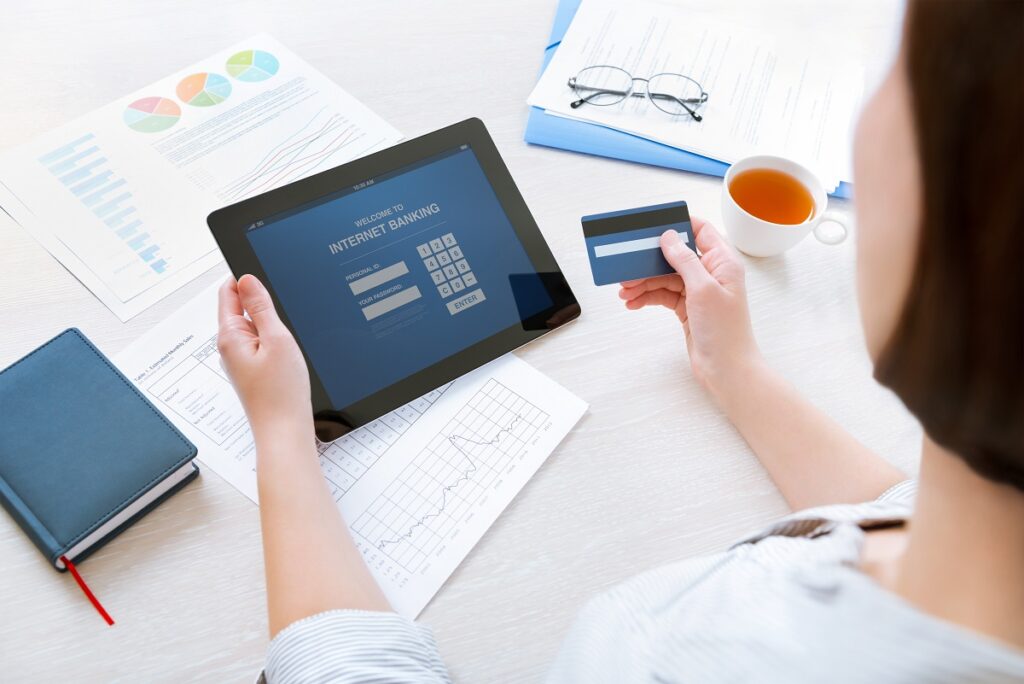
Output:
(646, 73), (705, 116)
(571, 65), (634, 105)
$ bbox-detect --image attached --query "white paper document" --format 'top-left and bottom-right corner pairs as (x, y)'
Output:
(115, 283), (587, 616)
(0, 35), (401, 321)
(527, 0), (864, 190)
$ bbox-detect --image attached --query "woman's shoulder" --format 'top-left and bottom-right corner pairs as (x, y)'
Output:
(731, 478), (918, 548)
(573, 480), (919, 619)
(547, 480), (1024, 682)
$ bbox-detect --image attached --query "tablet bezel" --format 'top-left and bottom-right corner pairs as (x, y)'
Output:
(207, 118), (580, 440)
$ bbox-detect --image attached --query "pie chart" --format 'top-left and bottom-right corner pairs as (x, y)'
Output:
(123, 97), (181, 133)
(226, 50), (280, 82)
(176, 72), (232, 107)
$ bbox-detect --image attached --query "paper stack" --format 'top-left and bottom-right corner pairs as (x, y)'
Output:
(527, 0), (865, 192)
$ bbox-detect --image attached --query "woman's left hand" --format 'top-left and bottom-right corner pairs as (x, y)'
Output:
(217, 275), (312, 436)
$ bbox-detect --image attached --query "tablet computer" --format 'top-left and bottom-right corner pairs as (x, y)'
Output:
(208, 118), (580, 441)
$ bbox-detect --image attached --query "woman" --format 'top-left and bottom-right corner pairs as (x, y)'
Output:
(218, 1), (1023, 681)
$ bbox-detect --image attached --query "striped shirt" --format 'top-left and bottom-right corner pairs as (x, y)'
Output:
(262, 481), (1024, 682)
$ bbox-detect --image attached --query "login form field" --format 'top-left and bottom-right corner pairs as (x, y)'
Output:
(246, 145), (548, 409)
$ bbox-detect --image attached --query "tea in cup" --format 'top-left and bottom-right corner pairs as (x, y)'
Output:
(722, 155), (848, 257)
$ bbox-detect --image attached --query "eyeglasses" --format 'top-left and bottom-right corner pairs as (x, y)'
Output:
(567, 65), (709, 121)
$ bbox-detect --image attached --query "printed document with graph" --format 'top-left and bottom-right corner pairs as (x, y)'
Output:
(115, 282), (587, 616)
(0, 35), (401, 321)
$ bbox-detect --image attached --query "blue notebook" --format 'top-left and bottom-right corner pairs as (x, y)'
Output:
(524, 0), (853, 199)
(0, 329), (198, 576)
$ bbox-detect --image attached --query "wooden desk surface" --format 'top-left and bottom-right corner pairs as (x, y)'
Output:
(0, 1), (917, 680)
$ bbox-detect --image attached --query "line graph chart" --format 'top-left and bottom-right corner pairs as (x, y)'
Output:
(217, 106), (364, 201)
(353, 379), (549, 573)
(317, 382), (450, 502)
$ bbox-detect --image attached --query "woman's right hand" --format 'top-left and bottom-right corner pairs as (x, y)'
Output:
(618, 217), (762, 399)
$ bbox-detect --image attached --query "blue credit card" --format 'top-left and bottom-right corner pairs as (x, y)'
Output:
(582, 201), (693, 286)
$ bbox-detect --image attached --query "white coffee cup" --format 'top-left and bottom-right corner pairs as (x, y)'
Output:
(721, 155), (849, 257)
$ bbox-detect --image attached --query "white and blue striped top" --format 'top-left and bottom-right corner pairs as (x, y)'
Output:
(261, 481), (1024, 682)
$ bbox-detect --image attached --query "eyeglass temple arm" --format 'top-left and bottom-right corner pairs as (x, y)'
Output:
(648, 91), (707, 121)
(646, 92), (707, 104)
(567, 79), (631, 94)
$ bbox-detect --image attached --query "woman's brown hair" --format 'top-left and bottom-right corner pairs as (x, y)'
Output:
(874, 0), (1023, 490)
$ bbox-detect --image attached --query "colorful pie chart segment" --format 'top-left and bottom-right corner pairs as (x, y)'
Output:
(123, 96), (181, 133)
(176, 72), (232, 107)
(226, 50), (280, 82)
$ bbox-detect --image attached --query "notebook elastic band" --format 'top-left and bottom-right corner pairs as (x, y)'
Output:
(60, 555), (114, 626)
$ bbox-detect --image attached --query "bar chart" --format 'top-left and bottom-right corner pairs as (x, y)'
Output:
(37, 133), (168, 274)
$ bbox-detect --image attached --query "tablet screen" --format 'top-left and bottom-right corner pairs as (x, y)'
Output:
(245, 144), (553, 409)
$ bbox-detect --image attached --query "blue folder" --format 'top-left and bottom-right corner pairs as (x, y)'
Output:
(524, 0), (853, 199)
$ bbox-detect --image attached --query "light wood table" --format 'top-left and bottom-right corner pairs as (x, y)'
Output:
(0, 1), (917, 681)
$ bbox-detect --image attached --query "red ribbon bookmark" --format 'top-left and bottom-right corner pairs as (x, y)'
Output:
(60, 555), (115, 626)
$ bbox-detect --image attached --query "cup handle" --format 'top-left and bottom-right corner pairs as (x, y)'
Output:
(813, 210), (849, 246)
